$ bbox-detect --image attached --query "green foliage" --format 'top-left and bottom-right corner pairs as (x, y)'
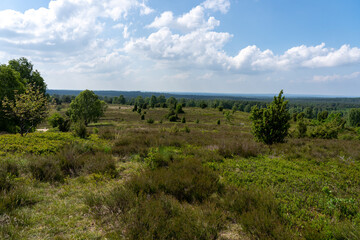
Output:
(147, 118), (154, 124)
(8, 57), (47, 94)
(296, 119), (308, 138)
(217, 119), (220, 125)
(308, 113), (345, 139)
(68, 90), (106, 126)
(250, 90), (290, 145)
(181, 117), (186, 123)
(317, 110), (328, 122)
(140, 114), (145, 120)
(348, 108), (360, 127)
(223, 188), (295, 240)
(2, 84), (48, 136)
(309, 123), (339, 139)
(48, 113), (71, 132)
(72, 121), (88, 139)
(175, 104), (184, 114)
(168, 115), (178, 122)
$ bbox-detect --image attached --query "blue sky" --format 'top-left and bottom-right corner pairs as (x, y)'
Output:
(0, 0), (359, 95)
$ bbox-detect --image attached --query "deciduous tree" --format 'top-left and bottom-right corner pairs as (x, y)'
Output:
(68, 90), (106, 126)
(2, 84), (48, 136)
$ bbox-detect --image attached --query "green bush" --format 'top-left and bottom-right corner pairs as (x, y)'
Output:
(181, 117), (186, 123)
(309, 123), (339, 139)
(250, 90), (290, 145)
(48, 113), (71, 132)
(147, 118), (154, 124)
(168, 115), (178, 122)
(175, 104), (185, 114)
(296, 119), (307, 138)
(348, 108), (360, 127)
(73, 121), (88, 139)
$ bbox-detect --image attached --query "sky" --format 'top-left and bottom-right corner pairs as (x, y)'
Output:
(0, 0), (359, 96)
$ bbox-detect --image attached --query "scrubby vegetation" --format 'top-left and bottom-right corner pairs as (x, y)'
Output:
(0, 98), (359, 239)
(1, 64), (360, 239)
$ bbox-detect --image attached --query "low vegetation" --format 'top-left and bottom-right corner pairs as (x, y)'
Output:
(1, 61), (360, 239)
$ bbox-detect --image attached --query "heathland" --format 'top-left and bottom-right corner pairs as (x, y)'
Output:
(1, 97), (360, 239)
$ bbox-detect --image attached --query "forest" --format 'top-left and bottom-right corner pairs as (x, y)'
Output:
(1, 58), (360, 239)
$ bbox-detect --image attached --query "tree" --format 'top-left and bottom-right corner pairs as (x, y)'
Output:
(166, 97), (177, 109)
(149, 95), (157, 108)
(8, 58), (47, 94)
(2, 84), (48, 136)
(250, 90), (290, 145)
(68, 90), (106, 126)
(348, 109), (360, 127)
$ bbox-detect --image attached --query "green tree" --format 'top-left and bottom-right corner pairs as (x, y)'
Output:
(8, 57), (47, 94)
(2, 84), (48, 136)
(119, 95), (126, 104)
(166, 97), (177, 109)
(250, 90), (290, 145)
(149, 95), (157, 108)
(348, 109), (360, 127)
(68, 90), (106, 126)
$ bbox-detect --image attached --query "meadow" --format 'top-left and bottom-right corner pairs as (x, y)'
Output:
(1, 104), (360, 239)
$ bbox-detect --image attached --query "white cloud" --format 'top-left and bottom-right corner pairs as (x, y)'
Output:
(202, 0), (230, 13)
(0, 0), (151, 48)
(147, 11), (174, 29)
(313, 72), (360, 82)
(147, 5), (219, 31)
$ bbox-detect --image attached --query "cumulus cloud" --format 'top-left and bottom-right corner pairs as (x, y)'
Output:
(147, 5), (220, 31)
(0, 0), (152, 49)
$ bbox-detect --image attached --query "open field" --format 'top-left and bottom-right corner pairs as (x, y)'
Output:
(1, 105), (360, 239)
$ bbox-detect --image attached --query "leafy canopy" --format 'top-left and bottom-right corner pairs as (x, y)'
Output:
(2, 84), (48, 136)
(250, 90), (290, 145)
(68, 90), (106, 126)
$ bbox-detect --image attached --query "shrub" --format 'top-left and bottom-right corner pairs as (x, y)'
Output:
(28, 157), (64, 182)
(217, 119), (220, 125)
(128, 158), (222, 203)
(144, 147), (174, 170)
(309, 123), (339, 139)
(168, 115), (178, 122)
(123, 194), (224, 240)
(147, 118), (154, 124)
(296, 119), (307, 138)
(73, 121), (88, 139)
(175, 104), (185, 114)
(348, 108), (360, 127)
(48, 113), (71, 132)
(140, 114), (145, 120)
(181, 117), (186, 123)
(81, 152), (117, 177)
(250, 90), (290, 145)
(223, 188), (296, 240)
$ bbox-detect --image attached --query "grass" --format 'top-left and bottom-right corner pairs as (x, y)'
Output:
(1, 104), (360, 239)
